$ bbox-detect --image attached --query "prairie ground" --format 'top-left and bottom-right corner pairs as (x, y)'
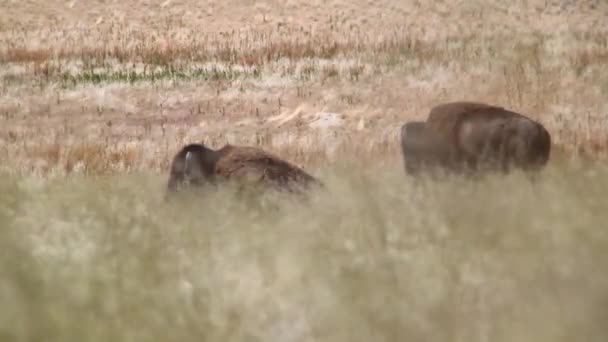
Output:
(1, 0), (608, 173)
(1, 1), (608, 341)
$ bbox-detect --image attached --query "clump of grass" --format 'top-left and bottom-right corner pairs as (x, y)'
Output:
(569, 48), (608, 76)
(0, 28), (407, 66)
(56, 65), (261, 88)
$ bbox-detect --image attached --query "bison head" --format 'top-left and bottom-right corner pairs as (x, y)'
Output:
(400, 121), (451, 176)
(166, 143), (218, 197)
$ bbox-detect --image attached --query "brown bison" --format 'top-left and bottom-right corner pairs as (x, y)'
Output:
(401, 102), (552, 176)
(400, 121), (451, 176)
(166, 142), (324, 198)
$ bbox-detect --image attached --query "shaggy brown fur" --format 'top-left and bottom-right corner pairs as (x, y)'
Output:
(482, 116), (552, 173)
(406, 101), (552, 175)
(166, 143), (324, 198)
(400, 121), (451, 176)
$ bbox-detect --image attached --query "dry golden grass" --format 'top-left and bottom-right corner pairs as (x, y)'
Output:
(2, 3), (608, 342)
(1, 0), (608, 175)
(2, 158), (608, 342)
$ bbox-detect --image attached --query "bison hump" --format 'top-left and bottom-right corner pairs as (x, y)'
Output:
(427, 102), (525, 141)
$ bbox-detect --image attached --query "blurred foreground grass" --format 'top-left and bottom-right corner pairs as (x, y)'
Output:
(1, 160), (607, 342)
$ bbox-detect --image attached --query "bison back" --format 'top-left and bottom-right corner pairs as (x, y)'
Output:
(425, 102), (532, 170)
(426, 102), (523, 142)
(214, 145), (323, 192)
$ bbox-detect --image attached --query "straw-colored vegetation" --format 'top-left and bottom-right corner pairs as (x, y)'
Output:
(1, 1), (608, 341)
(1, 0), (608, 174)
(2, 161), (608, 342)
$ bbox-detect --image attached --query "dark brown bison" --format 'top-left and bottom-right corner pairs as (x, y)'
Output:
(400, 121), (451, 176)
(401, 102), (552, 176)
(166, 143), (324, 198)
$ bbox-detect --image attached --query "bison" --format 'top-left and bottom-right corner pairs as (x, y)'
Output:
(165, 142), (324, 199)
(401, 101), (552, 176)
(400, 121), (451, 176)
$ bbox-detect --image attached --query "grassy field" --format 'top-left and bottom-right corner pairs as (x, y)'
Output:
(2, 0), (608, 341)
(2, 160), (608, 342)
(2, 0), (608, 174)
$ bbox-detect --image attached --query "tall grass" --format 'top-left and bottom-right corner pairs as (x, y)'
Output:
(2, 2), (607, 340)
(1, 160), (607, 342)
